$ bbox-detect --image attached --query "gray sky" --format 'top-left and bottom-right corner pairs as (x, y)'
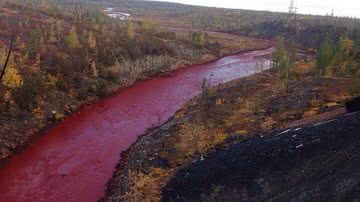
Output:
(154, 0), (360, 17)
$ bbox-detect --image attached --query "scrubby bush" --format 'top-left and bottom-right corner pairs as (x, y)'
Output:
(12, 75), (42, 111)
(96, 80), (109, 97)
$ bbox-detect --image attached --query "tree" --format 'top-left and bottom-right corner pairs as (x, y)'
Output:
(289, 40), (297, 68)
(31, 53), (41, 72)
(192, 32), (204, 47)
(273, 37), (291, 92)
(88, 31), (96, 49)
(141, 21), (154, 30)
(200, 78), (211, 116)
(39, 35), (45, 53)
(49, 23), (57, 43)
(2, 63), (23, 89)
(203, 32), (210, 47)
(56, 20), (64, 36)
(27, 30), (37, 59)
(89, 61), (98, 78)
(125, 20), (135, 40)
(12, 75), (40, 111)
(272, 37), (287, 69)
(66, 26), (80, 49)
(339, 36), (354, 60)
(0, 35), (14, 85)
(315, 35), (334, 77)
(279, 55), (289, 91)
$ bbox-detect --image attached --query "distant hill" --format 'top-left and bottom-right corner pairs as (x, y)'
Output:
(101, 0), (360, 48)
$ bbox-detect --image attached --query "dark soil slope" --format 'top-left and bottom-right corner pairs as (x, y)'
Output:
(162, 112), (360, 201)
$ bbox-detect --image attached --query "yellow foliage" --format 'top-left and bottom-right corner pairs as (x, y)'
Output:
(174, 122), (228, 160)
(53, 112), (65, 121)
(67, 26), (80, 49)
(125, 20), (135, 40)
(340, 36), (354, 56)
(88, 31), (96, 49)
(235, 130), (248, 135)
(3, 90), (13, 103)
(32, 106), (45, 121)
(124, 167), (170, 202)
(216, 98), (225, 105)
(46, 74), (58, 88)
(175, 122), (205, 157)
(68, 90), (76, 98)
(310, 97), (322, 107)
(324, 102), (339, 108)
(261, 117), (276, 131)
(213, 133), (228, 145)
(89, 61), (98, 78)
(2, 64), (23, 88)
(174, 109), (186, 119)
(303, 108), (319, 118)
(90, 84), (97, 93)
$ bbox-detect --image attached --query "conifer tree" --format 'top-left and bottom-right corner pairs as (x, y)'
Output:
(280, 55), (289, 91)
(192, 32), (204, 47)
(32, 53), (41, 72)
(272, 37), (287, 69)
(49, 23), (57, 43)
(27, 30), (37, 59)
(89, 61), (98, 78)
(66, 26), (80, 49)
(289, 41), (297, 68)
(88, 31), (96, 49)
(339, 36), (354, 60)
(272, 37), (290, 91)
(315, 35), (334, 77)
(56, 20), (63, 37)
(125, 20), (135, 40)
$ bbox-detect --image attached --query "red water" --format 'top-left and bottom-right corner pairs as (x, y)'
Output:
(0, 48), (273, 202)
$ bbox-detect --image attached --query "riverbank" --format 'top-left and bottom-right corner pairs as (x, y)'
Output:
(0, 47), (274, 202)
(0, 23), (271, 163)
(102, 59), (359, 201)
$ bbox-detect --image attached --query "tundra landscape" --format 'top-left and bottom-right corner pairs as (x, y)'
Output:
(0, 0), (359, 201)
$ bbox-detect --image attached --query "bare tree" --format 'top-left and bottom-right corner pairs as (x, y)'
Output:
(0, 35), (15, 84)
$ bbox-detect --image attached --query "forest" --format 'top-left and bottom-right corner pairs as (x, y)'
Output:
(109, 0), (360, 48)
(0, 0), (229, 159)
(0, 0), (270, 160)
(110, 0), (360, 83)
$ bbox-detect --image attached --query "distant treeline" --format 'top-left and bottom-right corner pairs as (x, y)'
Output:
(100, 0), (360, 48)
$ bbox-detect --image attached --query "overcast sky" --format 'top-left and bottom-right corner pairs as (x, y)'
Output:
(154, 0), (360, 17)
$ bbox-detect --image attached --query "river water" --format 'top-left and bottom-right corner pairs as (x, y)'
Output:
(0, 48), (273, 202)
(104, 8), (131, 20)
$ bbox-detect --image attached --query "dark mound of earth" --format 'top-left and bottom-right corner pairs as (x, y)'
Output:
(346, 96), (360, 113)
(162, 112), (360, 201)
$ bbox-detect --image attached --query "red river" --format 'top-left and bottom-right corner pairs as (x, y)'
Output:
(0, 48), (273, 202)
